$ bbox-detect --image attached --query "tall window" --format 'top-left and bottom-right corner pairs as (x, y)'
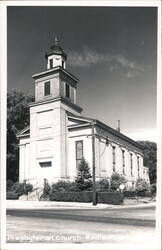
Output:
(76, 140), (83, 168)
(122, 150), (125, 175)
(137, 156), (140, 177)
(65, 83), (70, 98)
(49, 59), (53, 69)
(44, 81), (50, 96)
(112, 146), (116, 172)
(130, 153), (133, 176)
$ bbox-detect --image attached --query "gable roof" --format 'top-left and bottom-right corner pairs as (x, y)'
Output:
(16, 113), (143, 150)
(67, 113), (144, 150)
(16, 126), (30, 138)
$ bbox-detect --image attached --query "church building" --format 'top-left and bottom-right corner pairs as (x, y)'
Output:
(17, 38), (149, 188)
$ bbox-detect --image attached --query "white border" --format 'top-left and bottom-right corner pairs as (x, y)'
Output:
(0, 1), (161, 250)
(156, 1), (162, 249)
(1, 0), (161, 6)
(0, 2), (7, 250)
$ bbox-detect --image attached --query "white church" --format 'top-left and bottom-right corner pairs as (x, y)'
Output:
(17, 38), (149, 188)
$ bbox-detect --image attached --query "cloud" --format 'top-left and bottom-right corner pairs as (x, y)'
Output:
(68, 47), (146, 78)
(68, 48), (112, 67)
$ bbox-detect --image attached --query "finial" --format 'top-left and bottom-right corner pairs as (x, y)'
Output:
(54, 35), (59, 45)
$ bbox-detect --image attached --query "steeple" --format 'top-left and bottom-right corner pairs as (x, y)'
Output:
(32, 37), (82, 115)
(45, 35), (67, 69)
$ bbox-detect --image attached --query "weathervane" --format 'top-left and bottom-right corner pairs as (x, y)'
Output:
(54, 35), (59, 45)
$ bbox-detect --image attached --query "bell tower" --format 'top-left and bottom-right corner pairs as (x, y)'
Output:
(32, 36), (82, 113)
(28, 37), (82, 185)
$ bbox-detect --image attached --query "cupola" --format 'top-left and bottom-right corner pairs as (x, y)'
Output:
(45, 36), (67, 69)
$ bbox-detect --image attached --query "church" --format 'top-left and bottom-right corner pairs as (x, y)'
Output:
(17, 38), (149, 188)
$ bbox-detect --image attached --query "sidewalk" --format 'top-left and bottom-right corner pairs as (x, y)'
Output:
(6, 199), (156, 210)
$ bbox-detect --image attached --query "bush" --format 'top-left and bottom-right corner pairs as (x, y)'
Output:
(51, 181), (78, 193)
(25, 183), (33, 194)
(97, 179), (110, 190)
(7, 179), (14, 191)
(110, 172), (127, 191)
(6, 181), (33, 199)
(40, 181), (51, 200)
(123, 190), (137, 198)
(150, 183), (156, 196)
(7, 191), (19, 200)
(135, 178), (150, 197)
(49, 191), (124, 205)
(10, 182), (25, 196)
(43, 182), (51, 196)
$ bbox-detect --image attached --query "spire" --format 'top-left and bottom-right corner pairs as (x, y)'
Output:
(54, 35), (59, 46)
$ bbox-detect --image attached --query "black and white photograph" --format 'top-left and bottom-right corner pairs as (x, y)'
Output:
(0, 1), (161, 250)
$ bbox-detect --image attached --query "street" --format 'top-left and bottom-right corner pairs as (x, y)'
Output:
(6, 204), (156, 248)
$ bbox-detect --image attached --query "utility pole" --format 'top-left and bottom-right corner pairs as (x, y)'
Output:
(92, 120), (97, 205)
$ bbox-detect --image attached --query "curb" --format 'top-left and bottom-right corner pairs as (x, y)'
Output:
(6, 200), (155, 210)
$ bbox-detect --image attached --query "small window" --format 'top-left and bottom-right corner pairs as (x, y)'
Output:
(44, 81), (50, 96)
(65, 83), (70, 98)
(49, 59), (53, 69)
(39, 161), (52, 168)
(76, 140), (83, 168)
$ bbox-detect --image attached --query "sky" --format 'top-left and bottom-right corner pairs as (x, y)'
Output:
(7, 6), (157, 142)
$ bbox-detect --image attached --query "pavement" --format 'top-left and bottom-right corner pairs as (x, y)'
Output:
(6, 200), (156, 247)
(6, 199), (156, 210)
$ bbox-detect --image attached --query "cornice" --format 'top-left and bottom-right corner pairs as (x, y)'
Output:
(32, 66), (79, 83)
(29, 96), (83, 113)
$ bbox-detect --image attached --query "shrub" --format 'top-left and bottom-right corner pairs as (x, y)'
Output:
(6, 181), (33, 199)
(49, 191), (124, 205)
(123, 190), (137, 198)
(49, 191), (92, 203)
(10, 182), (25, 196)
(7, 191), (19, 200)
(25, 183), (33, 194)
(110, 172), (127, 191)
(97, 192), (124, 205)
(135, 178), (150, 196)
(51, 181), (78, 193)
(150, 183), (156, 196)
(7, 179), (14, 191)
(75, 158), (93, 191)
(96, 179), (110, 190)
(43, 182), (51, 196)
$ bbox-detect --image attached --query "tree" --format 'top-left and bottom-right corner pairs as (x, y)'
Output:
(110, 172), (127, 191)
(75, 158), (92, 190)
(137, 141), (157, 184)
(7, 89), (34, 181)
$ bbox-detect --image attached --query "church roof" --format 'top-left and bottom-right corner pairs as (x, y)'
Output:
(67, 113), (144, 150)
